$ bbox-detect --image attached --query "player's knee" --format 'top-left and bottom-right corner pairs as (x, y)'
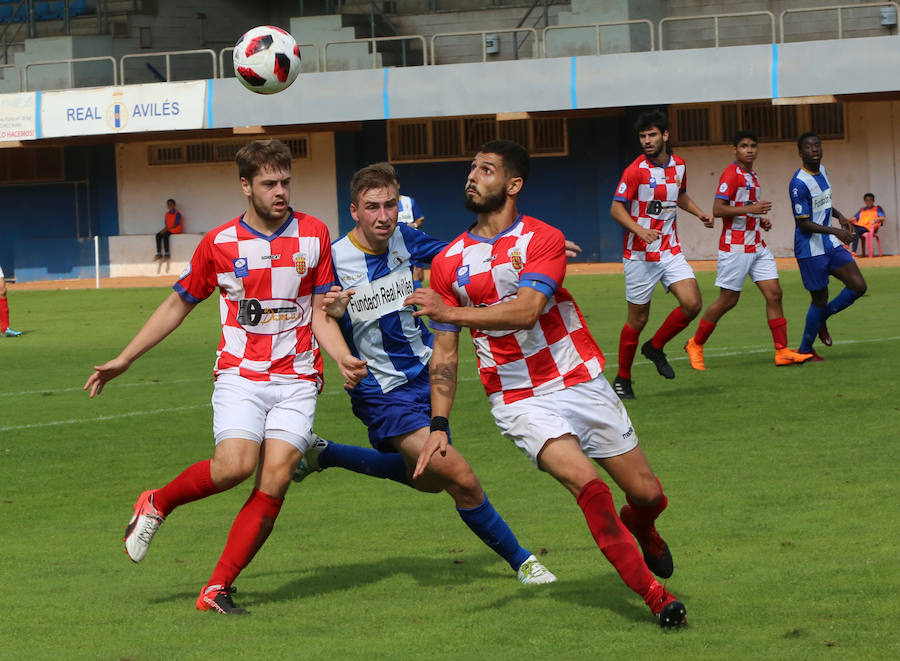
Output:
(852, 280), (867, 296)
(682, 299), (702, 319)
(628, 472), (662, 506)
(211, 455), (256, 489)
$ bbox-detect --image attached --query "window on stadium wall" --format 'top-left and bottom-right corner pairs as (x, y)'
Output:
(388, 116), (568, 163)
(0, 147), (64, 183)
(147, 137), (309, 165)
(670, 102), (844, 145)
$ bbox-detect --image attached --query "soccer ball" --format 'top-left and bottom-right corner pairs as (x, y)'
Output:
(233, 26), (301, 94)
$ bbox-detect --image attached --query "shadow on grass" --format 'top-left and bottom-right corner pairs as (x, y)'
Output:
(148, 552), (683, 627)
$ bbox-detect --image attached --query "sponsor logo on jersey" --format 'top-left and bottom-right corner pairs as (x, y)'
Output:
(345, 269), (416, 323)
(508, 247), (524, 271)
(812, 190), (832, 213)
(236, 297), (303, 334)
(293, 252), (308, 275)
(719, 182), (729, 193)
(261, 254), (281, 260)
(233, 257), (250, 278)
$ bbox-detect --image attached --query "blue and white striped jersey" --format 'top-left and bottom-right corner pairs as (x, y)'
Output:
(789, 166), (841, 258)
(332, 222), (447, 396)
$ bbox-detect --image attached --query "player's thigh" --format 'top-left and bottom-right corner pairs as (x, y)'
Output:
(714, 251), (753, 291)
(624, 259), (663, 305)
(492, 377), (637, 485)
(748, 247), (779, 286)
(830, 252), (867, 292)
(211, 436), (262, 486)
(264, 379), (319, 455)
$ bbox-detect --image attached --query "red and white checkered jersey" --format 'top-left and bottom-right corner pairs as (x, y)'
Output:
(429, 214), (605, 405)
(613, 153), (687, 261)
(174, 210), (334, 383)
(715, 163), (765, 253)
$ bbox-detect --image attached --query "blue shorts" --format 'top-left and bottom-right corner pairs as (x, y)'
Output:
(796, 247), (855, 292)
(350, 368), (433, 451)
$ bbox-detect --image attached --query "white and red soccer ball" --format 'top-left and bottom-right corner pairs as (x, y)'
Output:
(233, 26), (301, 94)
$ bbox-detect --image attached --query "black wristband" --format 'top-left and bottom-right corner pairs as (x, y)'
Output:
(430, 416), (449, 432)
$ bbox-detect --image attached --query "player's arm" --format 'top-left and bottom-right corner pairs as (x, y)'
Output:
(84, 291), (196, 398)
(406, 286), (548, 331)
(794, 216), (855, 244)
(678, 192), (714, 227)
(610, 199), (659, 244)
(413, 329), (460, 479)
(831, 206), (852, 228)
(712, 198), (772, 218)
(311, 292), (367, 389)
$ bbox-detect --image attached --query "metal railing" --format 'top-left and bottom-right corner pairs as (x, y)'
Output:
(219, 43), (321, 77)
(543, 19), (655, 56)
(120, 49), (216, 85)
(430, 27), (538, 64)
(24, 55), (117, 91)
(659, 11), (776, 50)
(324, 34), (427, 71)
(779, 2), (899, 42)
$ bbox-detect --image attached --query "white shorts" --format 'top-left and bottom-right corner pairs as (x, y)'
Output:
(211, 373), (318, 453)
(490, 376), (639, 467)
(624, 254), (695, 304)
(0, 264), (4, 279)
(714, 247), (779, 291)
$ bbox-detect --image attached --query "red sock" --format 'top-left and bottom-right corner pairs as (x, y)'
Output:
(694, 318), (717, 346)
(650, 307), (692, 350)
(208, 488), (284, 588)
(576, 478), (655, 597)
(625, 476), (668, 529)
(617, 324), (640, 379)
(0, 297), (9, 332)
(153, 460), (222, 517)
(768, 317), (788, 350)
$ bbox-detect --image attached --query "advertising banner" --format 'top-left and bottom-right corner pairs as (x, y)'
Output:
(0, 92), (37, 141)
(40, 80), (206, 137)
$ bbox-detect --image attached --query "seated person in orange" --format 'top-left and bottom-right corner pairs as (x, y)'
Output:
(155, 198), (183, 260)
(850, 193), (885, 255)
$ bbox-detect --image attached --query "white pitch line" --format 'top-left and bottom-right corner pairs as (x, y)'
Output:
(3, 336), (895, 432)
(0, 403), (212, 432)
(0, 377), (209, 398)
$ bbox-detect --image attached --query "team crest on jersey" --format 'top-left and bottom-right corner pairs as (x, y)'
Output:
(293, 252), (308, 276)
(508, 247), (524, 271)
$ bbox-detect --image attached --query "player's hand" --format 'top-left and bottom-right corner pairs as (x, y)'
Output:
(404, 288), (450, 323)
(564, 239), (582, 259)
(321, 285), (354, 319)
(759, 217), (772, 231)
(834, 227), (856, 245)
(338, 353), (367, 390)
(754, 200), (773, 215)
(635, 227), (660, 245)
(83, 356), (131, 398)
(413, 430), (449, 480)
(699, 212), (715, 228)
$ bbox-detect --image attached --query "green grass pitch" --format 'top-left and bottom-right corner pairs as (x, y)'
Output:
(1, 267), (898, 660)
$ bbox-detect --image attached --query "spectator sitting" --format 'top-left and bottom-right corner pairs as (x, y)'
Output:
(850, 193), (884, 255)
(155, 198), (183, 260)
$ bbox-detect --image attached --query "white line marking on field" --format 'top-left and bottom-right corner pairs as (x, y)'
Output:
(0, 377), (208, 398)
(3, 337), (895, 432)
(0, 403), (212, 432)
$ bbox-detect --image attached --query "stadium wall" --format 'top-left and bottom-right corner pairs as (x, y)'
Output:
(0, 144), (118, 281)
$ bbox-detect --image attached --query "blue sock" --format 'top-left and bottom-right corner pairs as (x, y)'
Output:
(799, 303), (827, 353)
(319, 442), (409, 485)
(826, 287), (861, 316)
(457, 494), (531, 570)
